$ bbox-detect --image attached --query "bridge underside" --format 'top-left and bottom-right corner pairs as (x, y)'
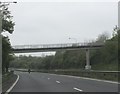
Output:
(12, 45), (103, 53)
(12, 44), (104, 70)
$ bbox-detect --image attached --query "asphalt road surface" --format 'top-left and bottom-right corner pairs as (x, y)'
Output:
(10, 71), (119, 92)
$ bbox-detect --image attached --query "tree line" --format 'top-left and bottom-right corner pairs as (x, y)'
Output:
(10, 30), (119, 71)
(0, 3), (15, 73)
(1, 3), (119, 72)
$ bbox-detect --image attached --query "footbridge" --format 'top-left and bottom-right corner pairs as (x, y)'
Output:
(12, 42), (104, 53)
(12, 42), (104, 70)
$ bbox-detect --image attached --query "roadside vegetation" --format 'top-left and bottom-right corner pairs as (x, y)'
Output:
(10, 30), (119, 81)
(0, 2), (119, 82)
(0, 2), (17, 92)
(2, 71), (17, 92)
(10, 30), (119, 71)
(1, 3), (15, 74)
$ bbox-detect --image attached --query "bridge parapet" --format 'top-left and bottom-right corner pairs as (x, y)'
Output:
(12, 42), (104, 50)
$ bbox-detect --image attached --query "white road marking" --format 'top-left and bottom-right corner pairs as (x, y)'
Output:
(56, 81), (60, 84)
(49, 73), (119, 84)
(6, 74), (19, 93)
(48, 78), (50, 80)
(73, 87), (83, 92)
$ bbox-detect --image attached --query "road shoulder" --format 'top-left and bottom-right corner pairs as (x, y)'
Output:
(49, 73), (119, 84)
(2, 73), (19, 93)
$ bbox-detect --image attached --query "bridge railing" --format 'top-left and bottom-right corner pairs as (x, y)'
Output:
(12, 42), (104, 49)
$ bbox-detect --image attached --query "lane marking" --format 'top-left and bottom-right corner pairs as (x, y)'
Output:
(73, 87), (83, 92)
(6, 74), (19, 93)
(48, 78), (50, 80)
(49, 73), (119, 84)
(56, 81), (60, 84)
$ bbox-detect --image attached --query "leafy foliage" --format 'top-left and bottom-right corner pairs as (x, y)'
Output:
(1, 3), (15, 34)
(10, 31), (119, 71)
(0, 3), (15, 73)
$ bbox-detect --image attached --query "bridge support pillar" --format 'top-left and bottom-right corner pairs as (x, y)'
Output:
(85, 49), (91, 70)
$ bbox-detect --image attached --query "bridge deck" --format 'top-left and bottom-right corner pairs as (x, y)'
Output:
(12, 42), (104, 53)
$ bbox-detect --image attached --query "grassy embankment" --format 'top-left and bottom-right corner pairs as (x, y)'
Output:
(2, 71), (17, 92)
(34, 62), (119, 81)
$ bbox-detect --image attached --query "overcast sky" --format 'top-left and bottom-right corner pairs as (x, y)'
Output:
(2, 0), (118, 56)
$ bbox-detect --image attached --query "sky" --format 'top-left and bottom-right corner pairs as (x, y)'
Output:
(2, 0), (118, 56)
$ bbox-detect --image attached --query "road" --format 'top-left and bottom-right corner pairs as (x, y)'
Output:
(10, 71), (119, 92)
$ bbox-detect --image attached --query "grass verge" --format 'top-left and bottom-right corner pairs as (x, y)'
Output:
(2, 71), (17, 92)
(34, 69), (119, 82)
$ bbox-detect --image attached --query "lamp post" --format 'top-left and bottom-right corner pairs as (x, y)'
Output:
(69, 37), (77, 43)
(0, 2), (17, 93)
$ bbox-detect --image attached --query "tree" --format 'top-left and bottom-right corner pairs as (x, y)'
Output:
(0, 3), (15, 34)
(96, 32), (109, 43)
(9, 30), (119, 71)
(0, 3), (15, 73)
(91, 30), (118, 70)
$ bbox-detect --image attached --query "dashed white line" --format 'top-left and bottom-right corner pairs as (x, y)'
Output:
(73, 87), (83, 92)
(56, 81), (60, 84)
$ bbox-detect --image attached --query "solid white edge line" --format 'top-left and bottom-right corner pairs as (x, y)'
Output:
(56, 81), (60, 84)
(49, 73), (119, 84)
(6, 74), (19, 93)
(73, 87), (83, 92)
